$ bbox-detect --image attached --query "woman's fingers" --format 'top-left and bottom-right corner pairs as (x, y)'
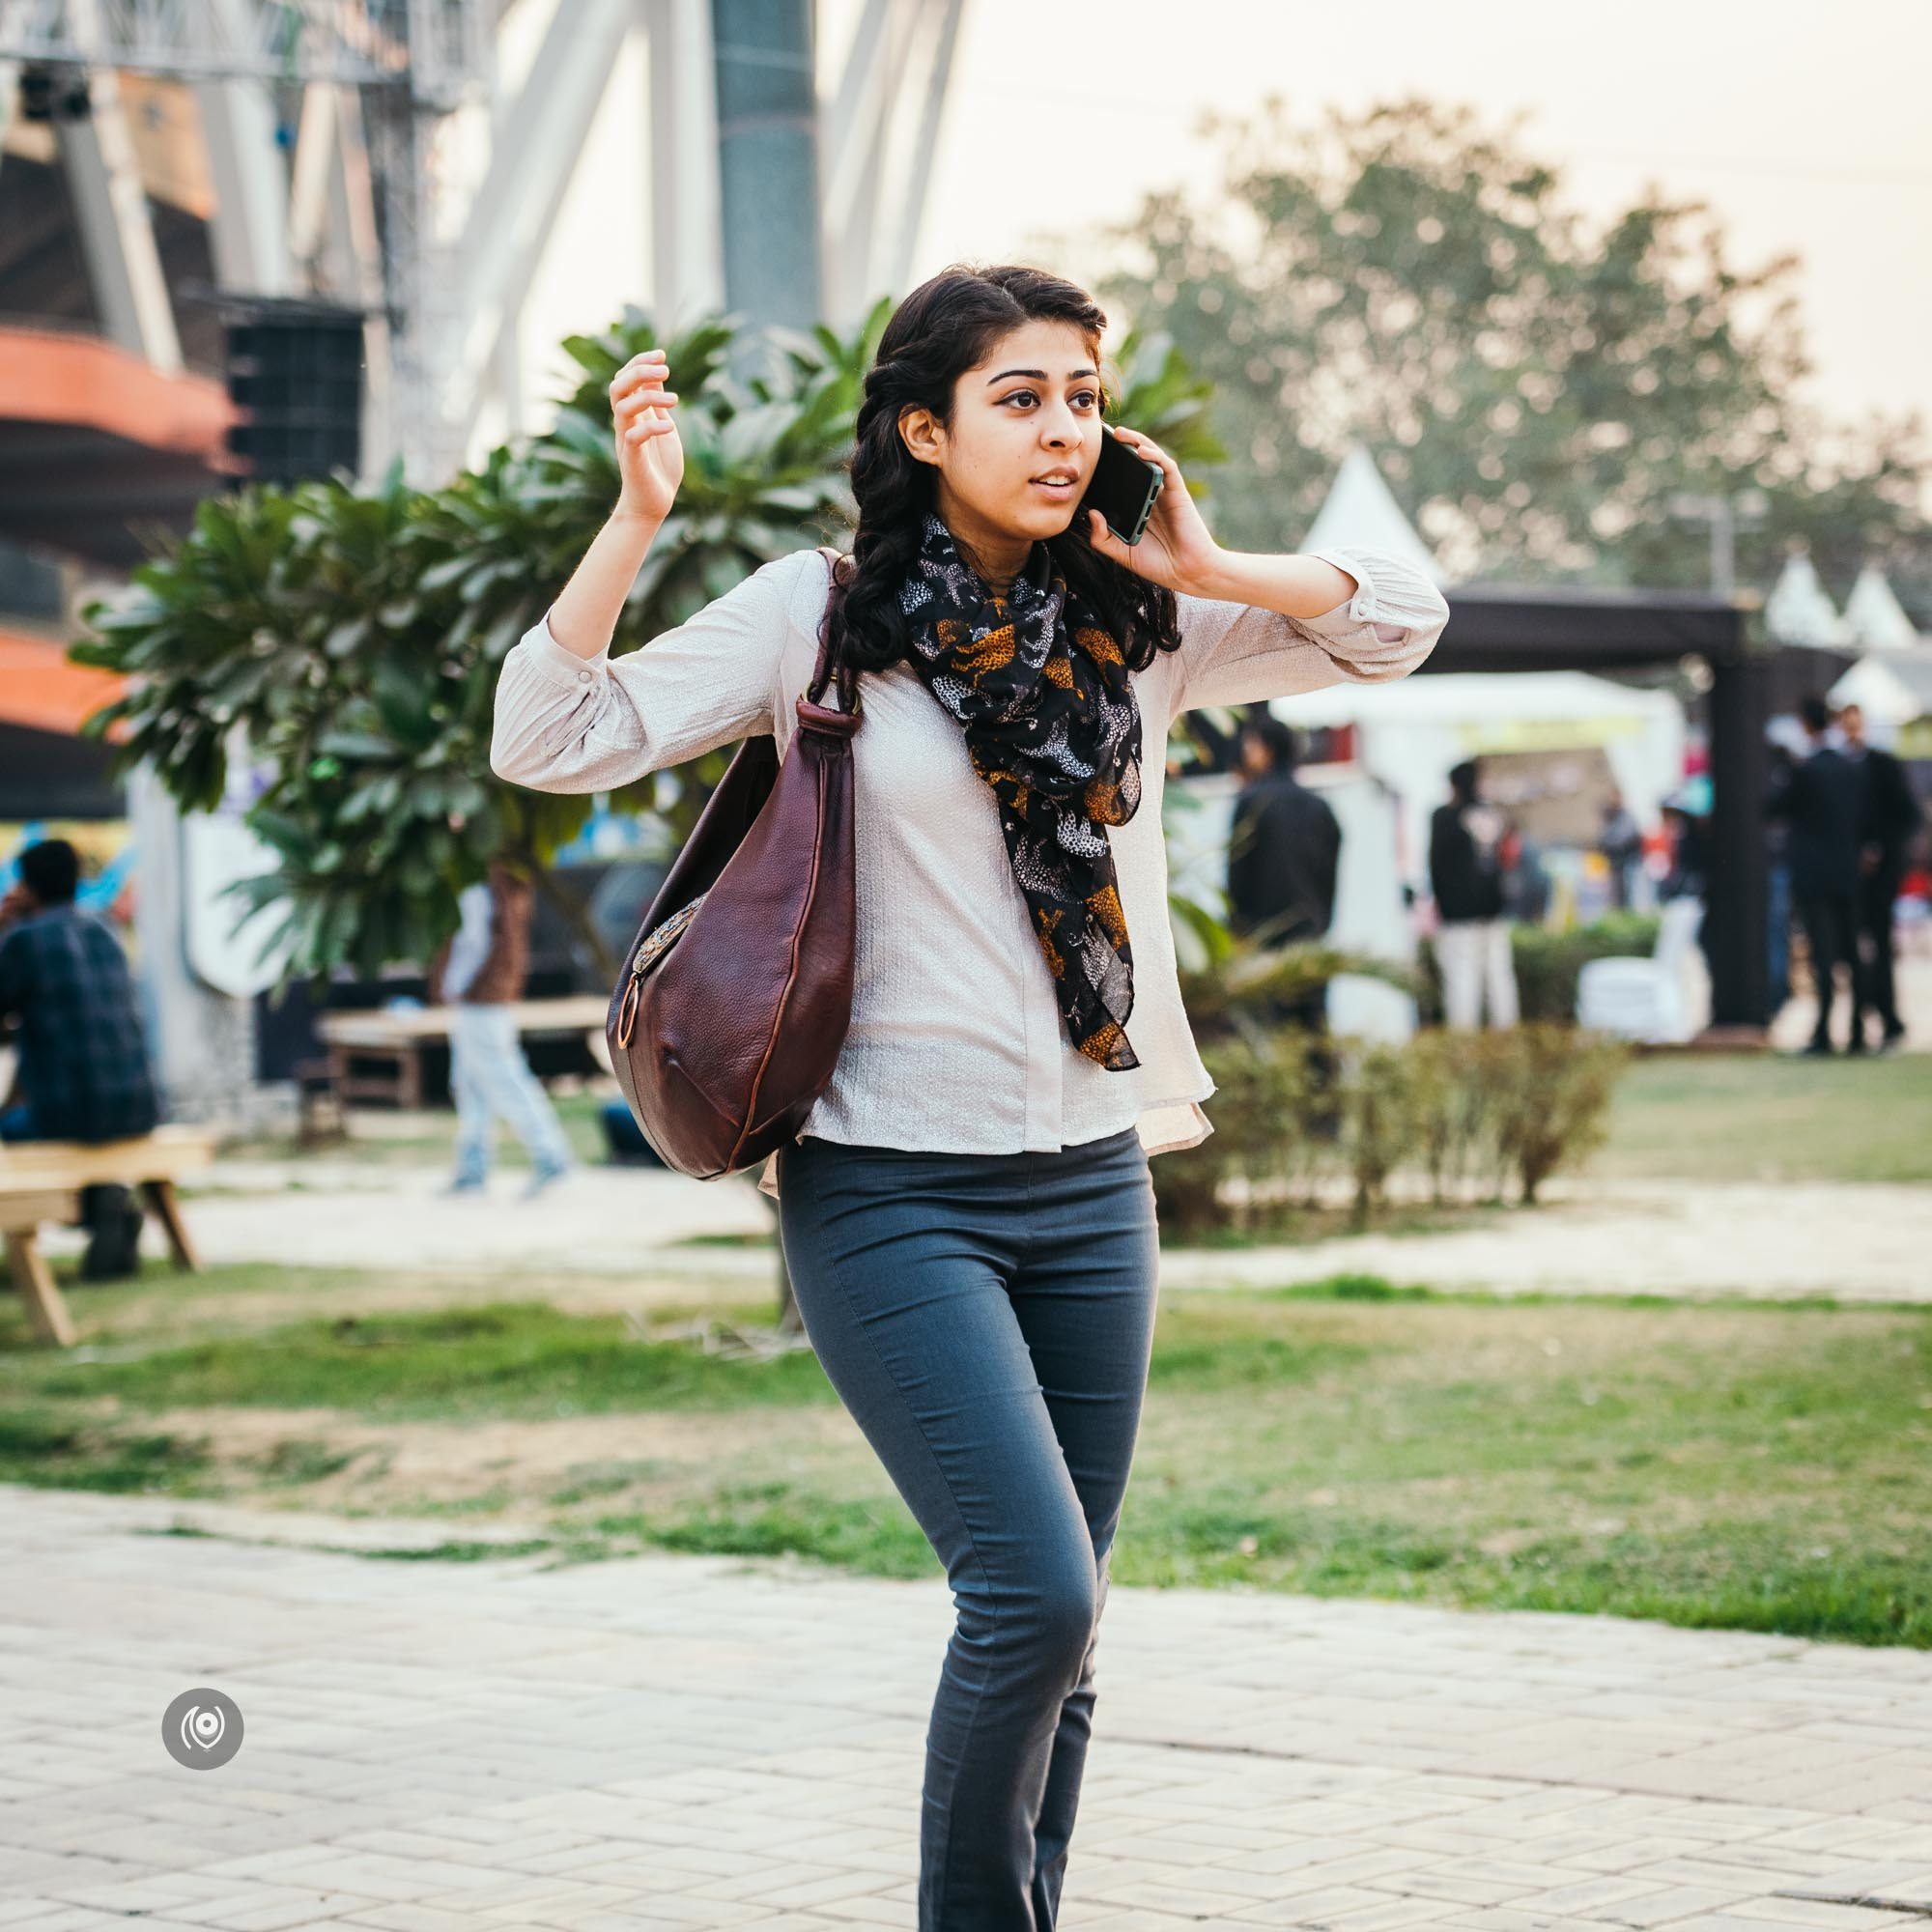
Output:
(614, 368), (670, 402)
(613, 354), (676, 438)
(616, 395), (678, 439)
(614, 379), (673, 413)
(616, 387), (677, 418)
(609, 353), (670, 403)
(610, 348), (680, 470)
(1087, 505), (1136, 555)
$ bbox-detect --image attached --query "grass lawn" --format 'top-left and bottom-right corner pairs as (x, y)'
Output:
(1594, 1052), (1932, 1185)
(3, 1269), (1926, 1648)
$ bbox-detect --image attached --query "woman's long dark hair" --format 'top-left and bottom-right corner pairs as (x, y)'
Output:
(820, 263), (1182, 690)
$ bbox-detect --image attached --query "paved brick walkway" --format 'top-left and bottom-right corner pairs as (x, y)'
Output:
(5, 1485), (1929, 1931)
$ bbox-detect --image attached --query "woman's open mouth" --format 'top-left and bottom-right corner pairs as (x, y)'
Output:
(1030, 474), (1080, 496)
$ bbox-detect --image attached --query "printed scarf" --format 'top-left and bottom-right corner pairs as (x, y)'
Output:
(897, 510), (1143, 1070)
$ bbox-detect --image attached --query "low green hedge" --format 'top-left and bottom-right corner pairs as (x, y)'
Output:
(1153, 1020), (1630, 1239)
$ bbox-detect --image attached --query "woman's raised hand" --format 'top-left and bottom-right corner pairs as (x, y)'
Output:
(611, 349), (684, 523)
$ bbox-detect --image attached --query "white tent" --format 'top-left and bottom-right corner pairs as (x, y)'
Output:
(1828, 648), (1932, 737)
(1262, 449), (1683, 1009)
(1843, 564), (1920, 652)
(1300, 442), (1449, 587)
(1765, 550), (1851, 649)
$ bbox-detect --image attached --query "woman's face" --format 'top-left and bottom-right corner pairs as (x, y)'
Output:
(898, 317), (1104, 573)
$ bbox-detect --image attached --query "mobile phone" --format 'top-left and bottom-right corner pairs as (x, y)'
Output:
(1078, 422), (1164, 545)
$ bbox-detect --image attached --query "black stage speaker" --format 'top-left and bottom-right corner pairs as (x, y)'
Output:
(223, 299), (365, 484)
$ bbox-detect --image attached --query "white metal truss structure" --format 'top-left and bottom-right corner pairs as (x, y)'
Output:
(0, 0), (484, 100)
(820, 0), (964, 327)
(1, 0), (967, 482)
(0, 0), (491, 476)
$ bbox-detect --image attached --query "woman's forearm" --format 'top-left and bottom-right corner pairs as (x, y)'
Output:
(1192, 548), (1359, 618)
(544, 506), (667, 661)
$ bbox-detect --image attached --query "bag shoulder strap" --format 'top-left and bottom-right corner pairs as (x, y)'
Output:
(805, 545), (862, 721)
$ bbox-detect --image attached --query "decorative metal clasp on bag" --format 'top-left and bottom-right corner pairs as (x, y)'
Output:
(614, 893), (705, 1048)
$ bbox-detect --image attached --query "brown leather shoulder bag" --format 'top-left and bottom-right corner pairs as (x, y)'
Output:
(606, 546), (861, 1178)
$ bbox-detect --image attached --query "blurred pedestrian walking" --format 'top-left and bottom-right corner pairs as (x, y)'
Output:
(1430, 758), (1519, 1029)
(429, 858), (576, 1196)
(1598, 788), (1645, 911)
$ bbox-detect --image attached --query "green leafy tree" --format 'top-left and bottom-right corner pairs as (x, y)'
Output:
(1066, 97), (1930, 613)
(72, 310), (879, 981)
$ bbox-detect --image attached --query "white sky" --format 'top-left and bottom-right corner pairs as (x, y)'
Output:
(515, 0), (1929, 502)
(904, 0), (1930, 453)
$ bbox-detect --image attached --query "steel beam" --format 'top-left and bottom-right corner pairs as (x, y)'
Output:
(885, 0), (962, 298)
(191, 0), (292, 296)
(50, 0), (181, 370)
(819, 0), (966, 327)
(644, 0), (724, 336)
(712, 0), (821, 332)
(450, 0), (630, 447)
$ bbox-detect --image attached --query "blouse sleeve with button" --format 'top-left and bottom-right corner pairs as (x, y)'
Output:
(489, 551), (808, 794)
(1166, 543), (1450, 723)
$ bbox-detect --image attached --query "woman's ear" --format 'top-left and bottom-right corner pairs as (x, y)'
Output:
(897, 404), (944, 468)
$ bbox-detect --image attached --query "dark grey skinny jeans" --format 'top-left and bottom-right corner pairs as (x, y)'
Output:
(776, 1122), (1161, 1930)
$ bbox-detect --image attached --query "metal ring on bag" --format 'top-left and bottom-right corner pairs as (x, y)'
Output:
(614, 977), (640, 1049)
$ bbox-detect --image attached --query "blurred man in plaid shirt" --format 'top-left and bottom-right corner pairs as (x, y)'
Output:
(0, 838), (162, 1277)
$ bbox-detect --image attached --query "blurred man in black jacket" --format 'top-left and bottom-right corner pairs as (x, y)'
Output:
(1227, 716), (1342, 951)
(1226, 715), (1343, 1066)
(1839, 701), (1922, 1050)
(1766, 696), (1866, 1054)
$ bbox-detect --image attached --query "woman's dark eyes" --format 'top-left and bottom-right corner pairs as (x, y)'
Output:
(1004, 390), (1099, 409)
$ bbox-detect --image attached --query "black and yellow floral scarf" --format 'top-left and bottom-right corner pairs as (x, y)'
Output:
(897, 510), (1143, 1071)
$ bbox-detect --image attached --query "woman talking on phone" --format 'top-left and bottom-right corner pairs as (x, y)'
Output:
(491, 263), (1448, 1929)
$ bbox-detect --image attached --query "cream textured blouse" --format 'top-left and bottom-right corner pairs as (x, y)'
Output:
(490, 540), (1450, 1199)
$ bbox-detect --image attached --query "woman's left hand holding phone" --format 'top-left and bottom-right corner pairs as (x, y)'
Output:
(1082, 424), (1222, 598)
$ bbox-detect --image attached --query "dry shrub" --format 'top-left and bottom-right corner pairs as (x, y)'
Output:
(1151, 1021), (1630, 1236)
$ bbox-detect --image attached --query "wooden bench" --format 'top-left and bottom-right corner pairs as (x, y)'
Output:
(317, 996), (611, 1108)
(0, 1124), (215, 1347)
(2, 1182), (85, 1347)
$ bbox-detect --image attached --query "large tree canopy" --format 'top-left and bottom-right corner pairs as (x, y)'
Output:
(1068, 97), (1930, 615)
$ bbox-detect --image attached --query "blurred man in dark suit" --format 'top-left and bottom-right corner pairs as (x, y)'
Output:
(1838, 701), (1922, 1051)
(1766, 696), (1866, 1054)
